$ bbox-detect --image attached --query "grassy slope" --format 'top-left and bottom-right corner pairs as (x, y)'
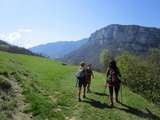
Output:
(0, 51), (160, 120)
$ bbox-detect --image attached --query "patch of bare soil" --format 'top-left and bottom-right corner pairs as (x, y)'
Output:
(9, 74), (33, 120)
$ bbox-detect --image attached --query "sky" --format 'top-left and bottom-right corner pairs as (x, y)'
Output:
(0, 0), (160, 48)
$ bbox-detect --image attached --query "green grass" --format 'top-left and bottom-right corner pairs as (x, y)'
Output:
(0, 51), (160, 120)
(0, 75), (16, 120)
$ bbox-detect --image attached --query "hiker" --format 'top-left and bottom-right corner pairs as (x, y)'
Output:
(86, 64), (94, 93)
(106, 60), (121, 106)
(76, 62), (87, 102)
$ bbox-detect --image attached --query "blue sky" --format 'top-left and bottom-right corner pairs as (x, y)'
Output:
(0, 0), (160, 48)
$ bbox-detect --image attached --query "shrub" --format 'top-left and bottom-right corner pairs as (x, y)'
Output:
(116, 51), (160, 105)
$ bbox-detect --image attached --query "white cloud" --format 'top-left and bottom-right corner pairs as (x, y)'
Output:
(0, 28), (32, 48)
(8, 32), (22, 41)
(24, 43), (35, 48)
(18, 29), (32, 33)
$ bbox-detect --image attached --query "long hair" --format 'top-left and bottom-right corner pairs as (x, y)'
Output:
(109, 60), (120, 74)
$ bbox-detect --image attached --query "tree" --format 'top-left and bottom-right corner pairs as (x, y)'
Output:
(100, 49), (111, 71)
(147, 48), (160, 64)
(116, 51), (160, 105)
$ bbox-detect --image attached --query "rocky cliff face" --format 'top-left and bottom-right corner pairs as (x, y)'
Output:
(89, 24), (160, 54)
(62, 24), (160, 70)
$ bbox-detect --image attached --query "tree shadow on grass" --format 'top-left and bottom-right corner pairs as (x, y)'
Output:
(83, 97), (110, 109)
(115, 102), (160, 120)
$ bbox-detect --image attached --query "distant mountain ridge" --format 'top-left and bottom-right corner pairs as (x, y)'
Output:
(30, 39), (87, 58)
(0, 40), (36, 56)
(62, 24), (160, 69)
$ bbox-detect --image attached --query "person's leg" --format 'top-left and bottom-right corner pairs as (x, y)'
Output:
(78, 87), (82, 101)
(78, 78), (83, 102)
(85, 80), (89, 93)
(114, 82), (120, 102)
(83, 79), (87, 98)
(87, 80), (91, 92)
(109, 86), (113, 106)
(83, 85), (86, 98)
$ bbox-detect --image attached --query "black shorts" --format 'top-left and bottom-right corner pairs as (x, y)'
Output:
(77, 77), (87, 88)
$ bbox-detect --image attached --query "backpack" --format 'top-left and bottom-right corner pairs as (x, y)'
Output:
(76, 69), (85, 78)
(108, 68), (117, 82)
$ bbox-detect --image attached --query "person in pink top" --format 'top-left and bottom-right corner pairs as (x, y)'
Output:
(106, 60), (121, 107)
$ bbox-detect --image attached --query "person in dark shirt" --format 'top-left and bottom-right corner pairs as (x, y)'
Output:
(106, 60), (121, 107)
(86, 64), (94, 93)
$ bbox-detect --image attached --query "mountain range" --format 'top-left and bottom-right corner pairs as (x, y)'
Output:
(30, 39), (87, 58)
(62, 24), (160, 69)
(30, 24), (160, 70)
(0, 40), (36, 56)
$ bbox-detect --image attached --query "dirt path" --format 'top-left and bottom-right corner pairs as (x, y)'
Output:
(9, 75), (32, 120)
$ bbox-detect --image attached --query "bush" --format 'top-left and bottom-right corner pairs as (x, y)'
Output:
(100, 49), (111, 71)
(116, 51), (160, 105)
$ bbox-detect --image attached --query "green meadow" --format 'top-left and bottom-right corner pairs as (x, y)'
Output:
(0, 51), (160, 120)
